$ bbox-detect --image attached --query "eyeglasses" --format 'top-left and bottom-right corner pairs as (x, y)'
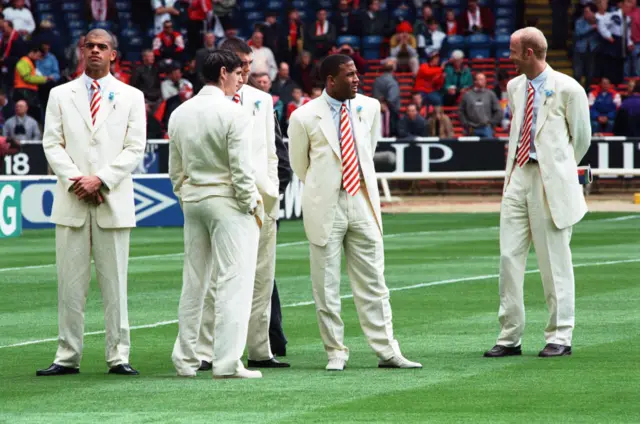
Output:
(85, 42), (109, 51)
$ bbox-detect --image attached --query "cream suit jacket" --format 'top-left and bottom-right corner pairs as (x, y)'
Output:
(42, 75), (146, 229)
(288, 93), (383, 246)
(168, 85), (261, 215)
(505, 67), (591, 229)
(238, 84), (280, 219)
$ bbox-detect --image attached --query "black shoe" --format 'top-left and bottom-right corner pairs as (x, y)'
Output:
(272, 348), (287, 357)
(538, 343), (572, 357)
(483, 345), (522, 358)
(247, 358), (290, 368)
(198, 361), (212, 371)
(108, 364), (139, 375)
(36, 363), (79, 376)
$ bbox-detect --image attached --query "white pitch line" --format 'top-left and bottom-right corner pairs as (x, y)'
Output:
(1, 257), (639, 350)
(2, 214), (636, 274)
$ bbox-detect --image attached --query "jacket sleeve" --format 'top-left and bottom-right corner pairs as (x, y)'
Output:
(566, 82), (592, 163)
(167, 111), (185, 202)
(42, 88), (83, 192)
(228, 108), (260, 213)
(95, 89), (146, 191)
(287, 110), (310, 183)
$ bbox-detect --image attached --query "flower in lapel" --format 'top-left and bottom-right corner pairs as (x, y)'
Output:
(543, 89), (554, 105)
(108, 91), (115, 101)
(356, 105), (363, 122)
(253, 100), (261, 116)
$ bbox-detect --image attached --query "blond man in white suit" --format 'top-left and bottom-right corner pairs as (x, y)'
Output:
(169, 50), (263, 379)
(288, 54), (422, 371)
(195, 38), (289, 370)
(37, 29), (146, 376)
(484, 27), (591, 359)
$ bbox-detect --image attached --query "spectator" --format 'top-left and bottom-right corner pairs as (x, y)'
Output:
(414, 4), (435, 41)
(389, 22), (419, 75)
(333, 0), (360, 35)
(613, 80), (640, 135)
(306, 8), (336, 58)
(597, 0), (634, 85)
(3, 0), (34, 37)
(195, 32), (216, 83)
(414, 52), (445, 105)
(589, 77), (621, 133)
(63, 35), (85, 80)
(250, 31), (278, 81)
(216, 23), (243, 48)
(458, 0), (494, 36)
(211, 0), (235, 30)
(14, 44), (51, 122)
(372, 57), (401, 112)
(182, 58), (199, 92)
(379, 97), (399, 137)
(130, 49), (162, 103)
(310, 86), (323, 99)
(442, 50), (473, 99)
(291, 51), (316, 96)
(0, 136), (20, 158)
(493, 69), (509, 101)
(36, 42), (59, 112)
(550, 0), (571, 49)
(85, 0), (118, 25)
(185, 0), (211, 56)
(0, 89), (14, 127)
(426, 106), (454, 137)
(458, 72), (502, 137)
(361, 0), (392, 37)
(2, 100), (40, 141)
(412, 91), (430, 118)
(627, 0), (640, 77)
(286, 86), (310, 122)
(146, 102), (164, 139)
(417, 18), (446, 59)
(279, 8), (303, 65)
(255, 11), (280, 54)
(1, 20), (27, 88)
(574, 3), (600, 87)
(329, 43), (367, 74)
(271, 61), (297, 107)
(161, 64), (193, 100)
(30, 20), (65, 70)
(444, 9), (458, 36)
(152, 0), (181, 34)
(398, 103), (427, 137)
(153, 19), (185, 70)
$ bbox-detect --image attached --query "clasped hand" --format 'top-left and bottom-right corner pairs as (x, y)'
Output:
(69, 176), (104, 205)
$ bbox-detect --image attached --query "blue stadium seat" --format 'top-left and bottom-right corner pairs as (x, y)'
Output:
(468, 33), (490, 47)
(447, 35), (466, 49)
(362, 35), (383, 49)
(245, 11), (264, 24)
(62, 2), (81, 12)
(494, 34), (510, 46)
(70, 28), (84, 39)
(115, 2), (130, 11)
(239, 0), (260, 11)
(121, 28), (139, 39)
(90, 21), (113, 31)
(297, 10), (308, 21)
(318, 0), (333, 8)
(337, 35), (361, 48)
(36, 2), (53, 12)
(65, 12), (81, 21)
(125, 51), (140, 62)
(495, 0), (517, 6)
(266, 0), (284, 10)
(495, 27), (512, 35)
(495, 47), (510, 59)
(469, 48), (491, 59)
(495, 7), (513, 17)
(495, 18), (515, 31)
(37, 12), (56, 23)
(291, 0), (305, 10)
(362, 50), (381, 60)
(441, 0), (463, 8)
(67, 20), (86, 30)
(392, 8), (410, 20)
(477, 0), (492, 7)
(118, 11), (132, 21)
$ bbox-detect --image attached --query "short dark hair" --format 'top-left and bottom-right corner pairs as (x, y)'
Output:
(426, 18), (437, 26)
(202, 50), (242, 84)
(319, 54), (353, 82)
(585, 2), (598, 13)
(219, 37), (252, 55)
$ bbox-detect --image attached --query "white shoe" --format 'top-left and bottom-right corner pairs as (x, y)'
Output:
(378, 355), (422, 369)
(326, 358), (346, 371)
(213, 368), (263, 379)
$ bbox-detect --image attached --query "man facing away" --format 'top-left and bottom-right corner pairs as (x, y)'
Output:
(195, 37), (289, 371)
(169, 49), (263, 379)
(484, 27), (591, 359)
(37, 29), (146, 376)
(287, 54), (422, 371)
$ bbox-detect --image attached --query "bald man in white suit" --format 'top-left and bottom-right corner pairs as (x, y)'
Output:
(484, 28), (591, 359)
(288, 54), (421, 371)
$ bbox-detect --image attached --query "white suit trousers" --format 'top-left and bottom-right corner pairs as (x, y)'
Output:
(196, 216), (277, 362)
(172, 196), (259, 377)
(54, 208), (131, 368)
(497, 162), (576, 347)
(309, 186), (399, 362)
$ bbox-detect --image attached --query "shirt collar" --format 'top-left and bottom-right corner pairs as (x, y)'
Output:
(323, 89), (350, 112)
(199, 85), (225, 97)
(528, 65), (550, 90)
(82, 72), (112, 91)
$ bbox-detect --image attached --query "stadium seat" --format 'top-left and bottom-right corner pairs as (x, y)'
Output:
(115, 2), (130, 11)
(297, 10), (308, 21)
(37, 12), (56, 23)
(495, 18), (515, 31)
(495, 0), (517, 6)
(61, 2), (81, 12)
(477, 0), (492, 6)
(392, 8), (410, 20)
(495, 48), (510, 59)
(337, 35), (361, 48)
(494, 34), (510, 51)
(363, 36), (383, 60)
(67, 20), (86, 30)
(90, 21), (113, 31)
(441, 0), (463, 7)
(266, 0), (284, 10)
(239, 0), (260, 10)
(318, 0), (333, 8)
(468, 33), (491, 47)
(495, 27), (512, 35)
(495, 7), (513, 17)
(291, 0), (305, 9)
(36, 2), (53, 12)
(469, 48), (491, 59)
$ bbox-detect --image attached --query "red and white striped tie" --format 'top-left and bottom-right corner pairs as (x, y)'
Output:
(340, 103), (360, 196)
(90, 79), (101, 127)
(232, 93), (240, 104)
(515, 82), (534, 167)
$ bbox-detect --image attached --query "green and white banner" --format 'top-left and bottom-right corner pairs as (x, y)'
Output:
(0, 181), (21, 238)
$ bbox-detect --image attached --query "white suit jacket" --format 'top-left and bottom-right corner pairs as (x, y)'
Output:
(237, 84), (279, 219)
(168, 85), (261, 215)
(43, 75), (146, 229)
(505, 66), (591, 229)
(288, 93), (383, 246)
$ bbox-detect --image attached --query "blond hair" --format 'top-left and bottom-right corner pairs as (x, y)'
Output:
(512, 27), (547, 60)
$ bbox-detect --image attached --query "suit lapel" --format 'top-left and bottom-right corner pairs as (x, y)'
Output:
(533, 70), (556, 140)
(350, 99), (366, 155)
(316, 99), (342, 159)
(70, 79), (92, 131)
(93, 81), (120, 132)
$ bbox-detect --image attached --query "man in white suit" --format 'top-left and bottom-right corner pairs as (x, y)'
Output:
(37, 29), (146, 376)
(195, 38), (289, 370)
(169, 49), (263, 379)
(288, 54), (422, 371)
(484, 27), (591, 358)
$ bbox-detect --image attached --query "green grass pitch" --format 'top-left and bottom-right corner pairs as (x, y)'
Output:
(1, 212), (639, 423)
